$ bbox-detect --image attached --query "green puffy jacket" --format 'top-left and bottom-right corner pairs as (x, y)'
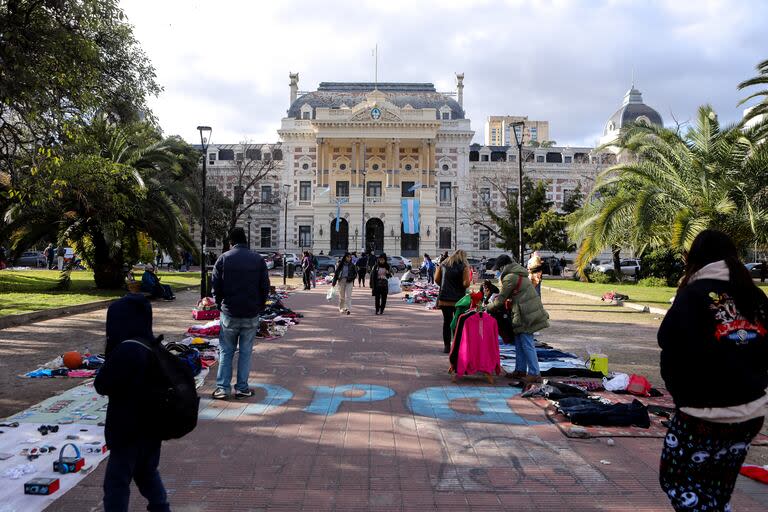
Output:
(487, 262), (549, 334)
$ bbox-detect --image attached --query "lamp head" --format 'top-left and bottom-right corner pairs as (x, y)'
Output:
(197, 126), (212, 151)
(511, 121), (524, 146)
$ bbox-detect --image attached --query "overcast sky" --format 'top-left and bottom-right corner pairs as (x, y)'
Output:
(121, 0), (767, 147)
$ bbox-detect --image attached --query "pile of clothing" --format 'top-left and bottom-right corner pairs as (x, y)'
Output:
(24, 353), (104, 379)
(401, 280), (440, 308)
(499, 344), (603, 377)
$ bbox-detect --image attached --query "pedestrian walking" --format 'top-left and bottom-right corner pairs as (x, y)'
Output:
(96, 294), (171, 512)
(332, 252), (356, 314)
(526, 251), (543, 296)
(434, 250), (471, 353)
(211, 227), (270, 400)
(421, 253), (435, 284)
(657, 230), (768, 512)
(356, 250), (368, 286)
(371, 253), (392, 315)
(44, 243), (54, 269)
(301, 251), (313, 290)
(56, 245), (65, 270)
(487, 254), (549, 384)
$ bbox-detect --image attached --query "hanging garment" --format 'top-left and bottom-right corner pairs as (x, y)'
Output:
(449, 311), (475, 371)
(454, 312), (501, 377)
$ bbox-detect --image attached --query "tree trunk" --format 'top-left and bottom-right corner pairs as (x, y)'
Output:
(92, 231), (125, 289)
(612, 246), (623, 283)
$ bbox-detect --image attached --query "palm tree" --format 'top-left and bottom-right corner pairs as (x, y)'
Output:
(1, 117), (199, 288)
(738, 58), (768, 139)
(570, 105), (768, 274)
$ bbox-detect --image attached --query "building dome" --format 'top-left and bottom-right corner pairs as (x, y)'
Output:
(287, 82), (465, 120)
(603, 85), (663, 136)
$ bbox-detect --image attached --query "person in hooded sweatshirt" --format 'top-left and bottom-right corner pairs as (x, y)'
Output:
(486, 254), (549, 384)
(95, 293), (171, 512)
(657, 230), (768, 512)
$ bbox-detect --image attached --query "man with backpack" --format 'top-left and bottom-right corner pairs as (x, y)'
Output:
(211, 227), (270, 399)
(95, 293), (173, 512)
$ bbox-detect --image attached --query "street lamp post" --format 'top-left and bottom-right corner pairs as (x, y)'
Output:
(452, 184), (459, 251)
(246, 214), (252, 247)
(283, 184), (290, 286)
(197, 125), (212, 299)
(512, 122), (525, 262)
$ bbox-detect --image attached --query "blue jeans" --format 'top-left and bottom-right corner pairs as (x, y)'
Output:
(103, 438), (169, 512)
(216, 313), (260, 393)
(514, 332), (540, 376)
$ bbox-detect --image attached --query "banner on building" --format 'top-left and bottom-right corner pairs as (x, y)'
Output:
(401, 199), (420, 234)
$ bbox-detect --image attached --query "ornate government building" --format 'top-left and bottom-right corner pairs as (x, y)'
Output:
(204, 75), (661, 258)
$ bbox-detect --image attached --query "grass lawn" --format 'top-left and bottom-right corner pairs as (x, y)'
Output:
(545, 278), (768, 311)
(0, 269), (200, 317)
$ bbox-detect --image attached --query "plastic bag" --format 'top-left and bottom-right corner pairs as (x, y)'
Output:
(627, 374), (652, 397)
(603, 372), (629, 392)
(387, 277), (401, 295)
(326, 286), (338, 301)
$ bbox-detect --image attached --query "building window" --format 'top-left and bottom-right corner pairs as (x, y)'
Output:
(367, 181), (382, 197)
(236, 152), (244, 161)
(302, 111), (311, 120)
(481, 154), (489, 162)
(219, 149), (234, 160)
(479, 187), (491, 205)
(339, 163), (347, 170)
(506, 187), (519, 203)
(439, 182), (452, 203)
(260, 227), (272, 248)
(336, 180), (349, 197)
(208, 153), (216, 163)
(299, 225), (312, 247)
(536, 155), (545, 163)
(273, 149), (283, 160)
(263, 152), (271, 162)
(234, 185), (244, 205)
(261, 185), (272, 203)
(439, 227), (452, 249)
(509, 154), (516, 162)
(564, 156), (572, 163)
(530, 127), (538, 141)
(372, 163), (380, 171)
(441, 112), (450, 120)
(442, 164), (449, 171)
(479, 230), (490, 250)
(401, 181), (415, 198)
(299, 181), (311, 201)
(302, 163), (309, 170)
(404, 164), (412, 171)
(246, 148), (261, 160)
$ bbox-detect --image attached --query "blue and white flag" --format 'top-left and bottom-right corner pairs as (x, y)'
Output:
(402, 198), (420, 234)
(408, 182), (422, 192)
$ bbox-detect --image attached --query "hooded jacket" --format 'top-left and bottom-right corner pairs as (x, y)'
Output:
(658, 261), (768, 410)
(487, 262), (549, 334)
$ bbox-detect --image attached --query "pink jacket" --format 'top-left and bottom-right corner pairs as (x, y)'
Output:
(456, 313), (501, 377)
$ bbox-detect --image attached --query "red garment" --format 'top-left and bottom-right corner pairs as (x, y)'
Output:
(740, 465), (768, 484)
(186, 325), (220, 336)
(456, 312), (501, 377)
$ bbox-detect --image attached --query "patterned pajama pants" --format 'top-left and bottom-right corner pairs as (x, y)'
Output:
(659, 411), (763, 511)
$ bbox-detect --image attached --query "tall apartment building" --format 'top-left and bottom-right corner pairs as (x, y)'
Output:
(485, 116), (550, 146)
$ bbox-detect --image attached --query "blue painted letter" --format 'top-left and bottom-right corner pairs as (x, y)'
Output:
(407, 386), (535, 425)
(304, 384), (395, 415)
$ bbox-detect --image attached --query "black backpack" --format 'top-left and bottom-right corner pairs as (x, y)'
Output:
(125, 338), (200, 440)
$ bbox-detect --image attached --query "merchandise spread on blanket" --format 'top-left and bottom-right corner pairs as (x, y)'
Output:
(400, 278), (440, 310)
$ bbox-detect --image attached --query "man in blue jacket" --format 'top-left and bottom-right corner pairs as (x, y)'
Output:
(211, 227), (270, 399)
(96, 293), (170, 512)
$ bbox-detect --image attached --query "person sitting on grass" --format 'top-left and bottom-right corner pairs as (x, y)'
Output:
(141, 263), (175, 300)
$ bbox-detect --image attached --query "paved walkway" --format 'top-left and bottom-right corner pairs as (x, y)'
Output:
(14, 285), (766, 511)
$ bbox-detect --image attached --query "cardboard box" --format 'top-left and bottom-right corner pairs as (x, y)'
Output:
(24, 478), (60, 495)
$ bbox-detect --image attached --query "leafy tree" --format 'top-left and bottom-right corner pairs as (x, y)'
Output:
(540, 140), (557, 148)
(0, 0), (160, 181)
(738, 58), (768, 140)
(569, 105), (768, 274)
(561, 183), (583, 214)
(1, 118), (198, 288)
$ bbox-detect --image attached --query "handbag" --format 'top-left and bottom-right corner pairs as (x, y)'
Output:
(165, 342), (202, 376)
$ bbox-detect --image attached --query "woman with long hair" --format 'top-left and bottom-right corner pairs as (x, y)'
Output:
(370, 253), (392, 315)
(332, 252), (356, 315)
(658, 230), (768, 511)
(434, 250), (471, 353)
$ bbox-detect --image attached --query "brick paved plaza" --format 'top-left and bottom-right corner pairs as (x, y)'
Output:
(2, 286), (764, 511)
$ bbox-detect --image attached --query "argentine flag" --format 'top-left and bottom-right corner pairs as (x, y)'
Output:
(402, 199), (420, 234)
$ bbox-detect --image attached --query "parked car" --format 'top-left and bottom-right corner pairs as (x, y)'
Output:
(283, 253), (299, 266)
(593, 258), (641, 276)
(541, 256), (562, 276)
(387, 256), (411, 272)
(15, 250), (47, 268)
(314, 255), (338, 273)
(258, 253), (275, 269)
(746, 262), (765, 279)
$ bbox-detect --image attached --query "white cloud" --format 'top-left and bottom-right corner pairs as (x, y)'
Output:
(120, 0), (768, 147)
